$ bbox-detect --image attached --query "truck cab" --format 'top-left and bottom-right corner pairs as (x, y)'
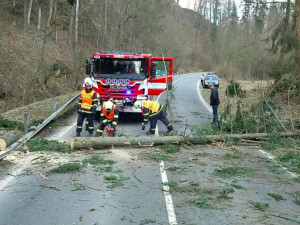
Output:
(86, 51), (173, 112)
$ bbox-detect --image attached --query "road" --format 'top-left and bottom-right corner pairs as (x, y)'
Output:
(1, 73), (299, 225)
(0, 73), (211, 225)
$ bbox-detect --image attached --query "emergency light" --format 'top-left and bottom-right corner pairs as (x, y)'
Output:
(126, 90), (132, 95)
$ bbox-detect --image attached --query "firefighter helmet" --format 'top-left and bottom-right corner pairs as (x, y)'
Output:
(134, 100), (142, 109)
(84, 77), (93, 87)
(104, 101), (113, 112)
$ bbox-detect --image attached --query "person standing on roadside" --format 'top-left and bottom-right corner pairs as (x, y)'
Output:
(209, 83), (220, 125)
(200, 73), (205, 86)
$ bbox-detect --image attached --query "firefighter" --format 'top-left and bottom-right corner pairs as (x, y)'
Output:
(76, 78), (98, 137)
(96, 101), (119, 137)
(134, 100), (173, 135)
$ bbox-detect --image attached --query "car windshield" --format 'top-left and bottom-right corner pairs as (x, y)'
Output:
(205, 75), (218, 80)
(93, 58), (147, 80)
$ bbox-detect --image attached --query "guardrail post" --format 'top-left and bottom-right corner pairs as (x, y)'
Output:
(24, 114), (28, 134)
(52, 101), (58, 114)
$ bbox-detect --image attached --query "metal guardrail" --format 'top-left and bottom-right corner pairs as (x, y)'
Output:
(0, 93), (80, 160)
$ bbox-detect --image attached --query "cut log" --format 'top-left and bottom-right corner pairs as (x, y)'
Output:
(70, 132), (300, 149)
(0, 131), (22, 151)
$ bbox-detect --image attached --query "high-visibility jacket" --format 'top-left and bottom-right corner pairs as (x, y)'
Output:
(142, 100), (163, 124)
(102, 102), (116, 120)
(80, 90), (96, 110)
(143, 100), (161, 113)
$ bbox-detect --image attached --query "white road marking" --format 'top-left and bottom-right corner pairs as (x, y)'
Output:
(197, 79), (212, 113)
(160, 161), (178, 225)
(259, 149), (298, 178)
(155, 74), (199, 225)
(47, 122), (77, 140)
(0, 162), (30, 191)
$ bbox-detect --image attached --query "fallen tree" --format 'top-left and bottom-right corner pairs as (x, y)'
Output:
(0, 131), (22, 151)
(70, 132), (299, 149)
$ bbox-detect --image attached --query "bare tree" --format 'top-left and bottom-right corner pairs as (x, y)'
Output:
(37, 0), (42, 30)
(27, 0), (33, 25)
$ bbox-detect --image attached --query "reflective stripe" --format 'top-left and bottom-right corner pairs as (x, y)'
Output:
(86, 121), (89, 124)
(92, 99), (98, 101)
(97, 129), (103, 132)
(77, 126), (82, 128)
(88, 127), (94, 129)
(167, 124), (172, 127)
(103, 119), (107, 123)
(81, 90), (95, 110)
(114, 115), (119, 118)
(151, 128), (156, 131)
(144, 119), (149, 122)
(112, 121), (117, 125)
(150, 106), (163, 117)
(101, 113), (104, 116)
(144, 113), (149, 116)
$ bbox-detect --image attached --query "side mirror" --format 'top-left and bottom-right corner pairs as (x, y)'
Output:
(86, 59), (91, 75)
(150, 62), (156, 80)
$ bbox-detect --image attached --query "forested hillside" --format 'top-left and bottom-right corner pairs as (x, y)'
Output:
(0, 0), (298, 112)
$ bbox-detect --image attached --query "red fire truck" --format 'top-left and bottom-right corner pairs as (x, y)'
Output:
(85, 51), (173, 113)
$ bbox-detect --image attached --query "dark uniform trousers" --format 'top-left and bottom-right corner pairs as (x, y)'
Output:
(76, 112), (94, 134)
(149, 108), (173, 133)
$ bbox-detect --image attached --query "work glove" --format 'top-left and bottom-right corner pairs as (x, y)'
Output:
(142, 124), (145, 130)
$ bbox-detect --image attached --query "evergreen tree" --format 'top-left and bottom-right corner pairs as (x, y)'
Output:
(229, 1), (238, 29)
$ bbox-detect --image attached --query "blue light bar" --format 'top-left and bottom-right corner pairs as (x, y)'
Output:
(99, 51), (141, 55)
(126, 90), (132, 95)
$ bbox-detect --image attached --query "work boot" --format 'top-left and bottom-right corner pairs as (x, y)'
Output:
(88, 133), (93, 137)
(75, 132), (80, 137)
(146, 130), (155, 135)
(167, 126), (173, 133)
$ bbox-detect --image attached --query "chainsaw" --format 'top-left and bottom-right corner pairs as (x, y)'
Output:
(105, 126), (115, 137)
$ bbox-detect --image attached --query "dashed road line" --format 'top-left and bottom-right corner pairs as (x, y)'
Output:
(159, 161), (178, 225)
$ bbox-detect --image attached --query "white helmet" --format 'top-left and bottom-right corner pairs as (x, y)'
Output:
(134, 100), (143, 109)
(83, 77), (93, 87)
(104, 101), (113, 111)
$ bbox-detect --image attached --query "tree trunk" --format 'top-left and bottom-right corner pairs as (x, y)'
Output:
(104, 0), (107, 36)
(37, 1), (42, 30)
(209, 0), (212, 23)
(23, 0), (28, 34)
(69, 3), (75, 44)
(28, 0), (53, 90)
(74, 0), (79, 45)
(70, 132), (300, 149)
(0, 131), (22, 151)
(295, 0), (300, 77)
(12, 0), (16, 26)
(54, 0), (57, 42)
(27, 0), (33, 25)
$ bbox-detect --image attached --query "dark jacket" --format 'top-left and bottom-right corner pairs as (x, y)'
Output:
(210, 87), (220, 106)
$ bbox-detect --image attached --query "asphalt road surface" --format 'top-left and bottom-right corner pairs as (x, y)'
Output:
(1, 73), (299, 225)
(0, 73), (211, 225)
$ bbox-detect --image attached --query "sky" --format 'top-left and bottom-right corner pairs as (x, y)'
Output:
(179, 0), (243, 18)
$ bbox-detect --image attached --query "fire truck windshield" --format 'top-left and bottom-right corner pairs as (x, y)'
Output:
(93, 58), (146, 80)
